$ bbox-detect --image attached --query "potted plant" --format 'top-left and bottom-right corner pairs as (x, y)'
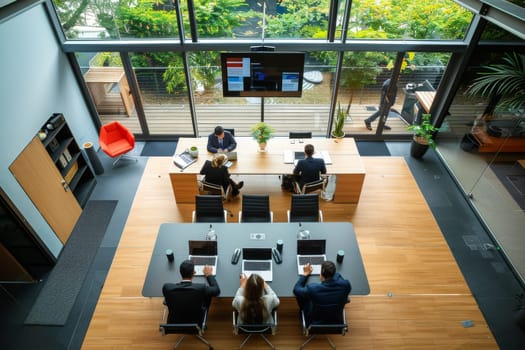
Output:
(251, 122), (274, 151)
(331, 103), (346, 139)
(188, 146), (199, 158)
(407, 113), (439, 158)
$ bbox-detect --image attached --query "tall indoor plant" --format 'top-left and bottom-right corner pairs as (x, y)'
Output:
(407, 113), (439, 158)
(331, 104), (346, 139)
(251, 122), (274, 151)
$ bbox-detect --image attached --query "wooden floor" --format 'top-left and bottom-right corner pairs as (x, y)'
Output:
(81, 157), (498, 349)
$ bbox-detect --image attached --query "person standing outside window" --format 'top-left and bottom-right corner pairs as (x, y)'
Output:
(364, 78), (397, 131)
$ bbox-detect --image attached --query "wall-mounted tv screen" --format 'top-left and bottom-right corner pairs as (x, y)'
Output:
(221, 52), (305, 97)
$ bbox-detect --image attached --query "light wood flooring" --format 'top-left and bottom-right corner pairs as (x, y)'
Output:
(81, 157), (498, 349)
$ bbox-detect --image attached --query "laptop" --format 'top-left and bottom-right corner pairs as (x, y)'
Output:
(296, 239), (327, 275)
(224, 151), (237, 168)
(173, 151), (197, 170)
(283, 150), (332, 165)
(188, 240), (218, 276)
(242, 248), (273, 281)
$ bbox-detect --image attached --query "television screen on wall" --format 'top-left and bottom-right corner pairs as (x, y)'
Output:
(220, 52), (305, 97)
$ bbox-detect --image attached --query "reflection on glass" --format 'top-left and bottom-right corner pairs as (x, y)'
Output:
(80, 52), (140, 131)
(131, 51), (192, 135)
(345, 0), (471, 40)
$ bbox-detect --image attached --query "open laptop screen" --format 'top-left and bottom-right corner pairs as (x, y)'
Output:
(189, 240), (217, 255)
(297, 239), (326, 255)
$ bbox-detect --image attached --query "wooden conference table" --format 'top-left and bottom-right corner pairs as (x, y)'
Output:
(168, 137), (366, 204)
(142, 222), (370, 297)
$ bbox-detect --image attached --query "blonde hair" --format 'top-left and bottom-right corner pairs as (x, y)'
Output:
(212, 153), (228, 168)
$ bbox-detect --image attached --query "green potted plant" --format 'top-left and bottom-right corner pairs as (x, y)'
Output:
(331, 103), (346, 139)
(407, 113), (439, 158)
(188, 146), (199, 158)
(251, 122), (274, 151)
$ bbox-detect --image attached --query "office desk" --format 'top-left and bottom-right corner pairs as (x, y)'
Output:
(168, 137), (366, 204)
(142, 222), (370, 297)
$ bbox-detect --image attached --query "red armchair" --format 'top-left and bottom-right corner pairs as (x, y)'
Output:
(99, 121), (137, 166)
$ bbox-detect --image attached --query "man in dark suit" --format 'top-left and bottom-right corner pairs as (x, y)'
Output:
(162, 260), (220, 324)
(207, 126), (237, 153)
(293, 144), (327, 189)
(293, 261), (351, 325)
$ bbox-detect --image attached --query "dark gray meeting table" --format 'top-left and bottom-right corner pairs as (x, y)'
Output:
(142, 222), (370, 297)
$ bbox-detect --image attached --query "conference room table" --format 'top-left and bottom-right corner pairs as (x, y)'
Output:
(168, 137), (366, 204)
(142, 222), (370, 297)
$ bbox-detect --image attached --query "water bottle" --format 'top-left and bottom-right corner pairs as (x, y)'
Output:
(297, 223), (310, 240)
(206, 224), (217, 241)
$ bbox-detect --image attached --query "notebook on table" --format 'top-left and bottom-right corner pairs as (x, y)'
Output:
(242, 248), (273, 281)
(173, 151), (197, 169)
(296, 239), (327, 275)
(188, 240), (218, 276)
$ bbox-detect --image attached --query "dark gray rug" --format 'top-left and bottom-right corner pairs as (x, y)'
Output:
(24, 200), (117, 326)
(490, 162), (525, 210)
(140, 142), (177, 156)
(356, 141), (391, 156)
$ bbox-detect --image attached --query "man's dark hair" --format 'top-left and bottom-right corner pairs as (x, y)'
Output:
(180, 259), (195, 279)
(304, 144), (314, 157)
(214, 126), (224, 136)
(320, 261), (336, 279)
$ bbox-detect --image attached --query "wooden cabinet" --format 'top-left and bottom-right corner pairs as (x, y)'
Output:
(9, 114), (96, 243)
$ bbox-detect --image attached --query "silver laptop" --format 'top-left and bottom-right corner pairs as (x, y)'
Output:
(297, 239), (326, 275)
(224, 151), (237, 168)
(242, 248), (273, 281)
(188, 240), (218, 276)
(283, 150), (332, 165)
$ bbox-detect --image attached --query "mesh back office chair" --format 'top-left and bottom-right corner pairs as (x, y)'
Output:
(160, 289), (213, 349)
(99, 121), (137, 166)
(287, 194), (323, 222)
(293, 177), (327, 195)
(300, 304), (348, 350)
(289, 131), (312, 144)
(224, 128), (235, 136)
(192, 195), (228, 223)
(238, 194), (273, 223)
(233, 309), (278, 349)
(199, 179), (232, 201)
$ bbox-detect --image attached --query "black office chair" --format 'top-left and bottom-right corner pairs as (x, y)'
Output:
(300, 304), (348, 350)
(287, 194), (323, 222)
(233, 308), (277, 349)
(160, 290), (213, 349)
(192, 195), (228, 223)
(293, 177), (327, 195)
(238, 194), (273, 223)
(289, 131), (312, 143)
(224, 128), (235, 136)
(199, 179), (232, 201)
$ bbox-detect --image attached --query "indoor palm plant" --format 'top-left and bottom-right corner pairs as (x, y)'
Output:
(251, 122), (274, 151)
(407, 113), (439, 158)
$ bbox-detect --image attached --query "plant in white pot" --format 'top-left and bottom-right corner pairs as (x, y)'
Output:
(251, 122), (274, 151)
(407, 113), (439, 158)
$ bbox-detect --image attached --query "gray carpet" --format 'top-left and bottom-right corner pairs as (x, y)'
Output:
(356, 141), (391, 156)
(24, 200), (117, 326)
(140, 141), (178, 156)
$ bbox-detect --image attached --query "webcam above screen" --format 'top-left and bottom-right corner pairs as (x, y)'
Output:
(221, 52), (305, 98)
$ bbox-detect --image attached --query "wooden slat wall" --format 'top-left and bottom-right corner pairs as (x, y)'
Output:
(81, 157), (497, 349)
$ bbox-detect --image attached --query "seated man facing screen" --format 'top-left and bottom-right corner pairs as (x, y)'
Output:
(162, 260), (220, 324)
(200, 153), (244, 197)
(207, 125), (237, 153)
(293, 261), (351, 325)
(293, 144), (327, 189)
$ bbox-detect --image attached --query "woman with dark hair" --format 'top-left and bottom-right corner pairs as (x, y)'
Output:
(232, 273), (279, 324)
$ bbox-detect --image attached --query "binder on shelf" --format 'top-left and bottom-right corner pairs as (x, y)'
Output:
(65, 161), (78, 184)
(58, 154), (68, 169)
(63, 149), (72, 162)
